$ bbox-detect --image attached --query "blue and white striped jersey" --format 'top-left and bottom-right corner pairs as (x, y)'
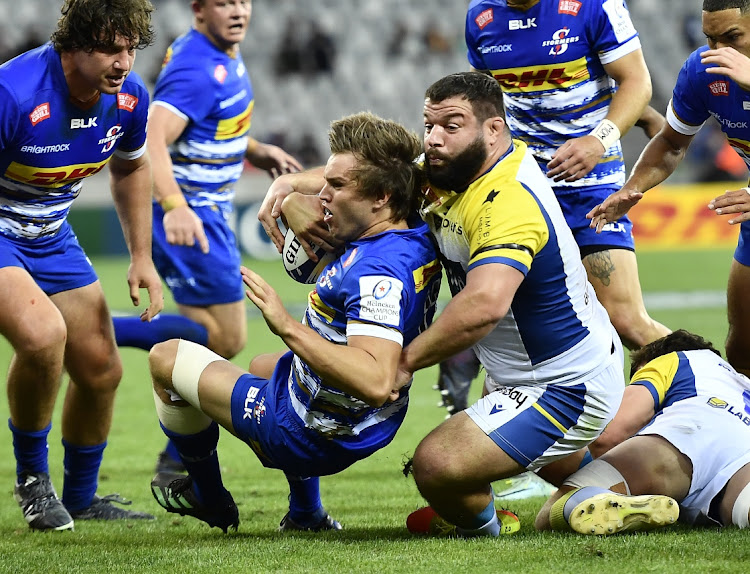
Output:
(0, 43), (148, 239)
(153, 29), (254, 211)
(288, 218), (442, 441)
(465, 0), (641, 194)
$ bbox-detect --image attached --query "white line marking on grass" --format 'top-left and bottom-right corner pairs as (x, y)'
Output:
(643, 290), (725, 310)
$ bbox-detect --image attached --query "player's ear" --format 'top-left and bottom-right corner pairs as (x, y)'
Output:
(486, 117), (506, 144)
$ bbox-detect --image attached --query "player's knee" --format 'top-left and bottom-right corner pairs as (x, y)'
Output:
(412, 437), (459, 494)
(209, 331), (246, 360)
(149, 339), (180, 389)
(71, 349), (123, 394)
(14, 313), (67, 357)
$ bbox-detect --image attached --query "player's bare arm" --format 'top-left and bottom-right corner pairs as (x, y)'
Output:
(109, 153), (164, 321)
(587, 124), (694, 232)
(245, 137), (303, 179)
(635, 105), (666, 139)
(547, 49), (652, 183)
(257, 166), (325, 250)
(703, 47), (750, 91)
(396, 263), (523, 388)
(588, 384), (655, 458)
(242, 266), (401, 406)
(280, 192), (338, 257)
(147, 104), (210, 253)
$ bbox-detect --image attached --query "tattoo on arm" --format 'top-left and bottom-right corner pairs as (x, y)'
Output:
(585, 251), (615, 287)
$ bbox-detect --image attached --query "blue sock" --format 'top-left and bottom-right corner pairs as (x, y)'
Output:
(286, 474), (323, 523)
(563, 486), (611, 521)
(9, 419), (51, 479)
(62, 440), (106, 512)
(455, 498), (501, 537)
(160, 421), (227, 506)
(113, 314), (208, 350)
(164, 438), (181, 463)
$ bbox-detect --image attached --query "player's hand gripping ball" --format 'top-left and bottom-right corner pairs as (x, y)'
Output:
(282, 230), (335, 284)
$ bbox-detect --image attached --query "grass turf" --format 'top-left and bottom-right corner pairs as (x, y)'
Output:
(0, 249), (745, 574)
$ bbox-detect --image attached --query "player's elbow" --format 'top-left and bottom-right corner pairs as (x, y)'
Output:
(361, 384), (393, 408)
(589, 428), (629, 458)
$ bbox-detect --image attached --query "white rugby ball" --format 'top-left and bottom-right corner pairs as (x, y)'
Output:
(282, 230), (336, 284)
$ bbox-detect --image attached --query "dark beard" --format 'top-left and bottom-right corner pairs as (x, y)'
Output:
(424, 135), (487, 192)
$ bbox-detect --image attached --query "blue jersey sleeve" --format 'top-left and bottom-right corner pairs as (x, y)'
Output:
(341, 257), (408, 335)
(154, 60), (215, 123)
(0, 81), (19, 152)
(116, 72), (150, 154)
(671, 49), (711, 128)
(588, 0), (639, 58)
(465, 1), (487, 70)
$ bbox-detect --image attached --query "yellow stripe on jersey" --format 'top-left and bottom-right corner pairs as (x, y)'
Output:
(413, 259), (441, 293)
(532, 403), (568, 434)
(463, 143), (548, 270)
(489, 57), (589, 93)
(308, 289), (335, 323)
(630, 352), (680, 405)
(5, 158), (110, 188)
(728, 138), (750, 156)
(215, 100), (253, 141)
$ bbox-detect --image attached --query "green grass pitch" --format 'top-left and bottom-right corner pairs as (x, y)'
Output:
(0, 249), (747, 574)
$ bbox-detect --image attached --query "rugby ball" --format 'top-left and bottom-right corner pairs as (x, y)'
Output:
(282, 230), (336, 284)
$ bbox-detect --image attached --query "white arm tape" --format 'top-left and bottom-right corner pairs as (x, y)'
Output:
(589, 119), (621, 150)
(171, 340), (224, 409)
(732, 481), (750, 528)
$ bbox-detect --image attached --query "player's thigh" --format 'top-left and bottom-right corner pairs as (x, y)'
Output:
(726, 260), (750, 364)
(0, 266), (65, 350)
(600, 435), (692, 499)
(51, 280), (121, 383)
(190, 358), (249, 432)
(719, 461), (750, 527)
(415, 411), (525, 484)
(582, 248), (647, 310)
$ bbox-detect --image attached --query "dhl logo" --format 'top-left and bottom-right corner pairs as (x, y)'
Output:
(215, 100), (253, 141)
(491, 57), (589, 92)
(4, 158), (110, 188)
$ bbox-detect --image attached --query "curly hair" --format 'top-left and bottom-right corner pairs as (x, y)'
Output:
(51, 0), (155, 53)
(629, 329), (721, 377)
(328, 112), (424, 222)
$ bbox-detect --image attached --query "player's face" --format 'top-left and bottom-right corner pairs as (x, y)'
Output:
(423, 96), (489, 191)
(68, 34), (137, 97)
(702, 8), (750, 56)
(319, 152), (378, 241)
(194, 0), (252, 54)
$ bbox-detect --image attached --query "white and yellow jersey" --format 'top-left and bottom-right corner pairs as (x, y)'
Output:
(632, 349), (750, 525)
(421, 140), (616, 386)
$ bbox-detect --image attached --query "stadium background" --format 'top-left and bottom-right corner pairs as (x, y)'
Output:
(0, 0), (742, 257)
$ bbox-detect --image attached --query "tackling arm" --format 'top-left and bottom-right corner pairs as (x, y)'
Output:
(399, 263), (523, 375)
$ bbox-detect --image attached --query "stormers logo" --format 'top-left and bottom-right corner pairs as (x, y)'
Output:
(99, 125), (124, 153)
(4, 158), (109, 188)
(215, 100), (253, 140)
(491, 57), (588, 92)
(543, 27), (580, 56)
(707, 397), (728, 409)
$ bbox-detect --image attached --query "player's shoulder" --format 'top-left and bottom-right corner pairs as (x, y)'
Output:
(163, 29), (227, 75)
(122, 70), (149, 98)
(0, 44), (56, 104)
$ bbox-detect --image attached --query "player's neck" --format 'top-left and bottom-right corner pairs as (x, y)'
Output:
(507, 0), (539, 10)
(60, 52), (101, 108)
